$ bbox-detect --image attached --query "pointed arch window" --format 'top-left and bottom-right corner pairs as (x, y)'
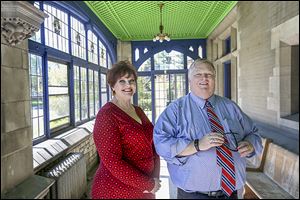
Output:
(138, 58), (151, 72)
(135, 48), (140, 61)
(198, 45), (203, 58)
(154, 50), (184, 70)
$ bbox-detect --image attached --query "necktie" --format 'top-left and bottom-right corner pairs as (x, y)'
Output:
(205, 100), (236, 197)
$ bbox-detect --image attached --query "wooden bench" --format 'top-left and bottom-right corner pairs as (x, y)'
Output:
(246, 137), (272, 172)
(246, 139), (299, 199)
(2, 175), (55, 199)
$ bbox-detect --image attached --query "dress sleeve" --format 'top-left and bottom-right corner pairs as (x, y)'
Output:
(93, 108), (155, 191)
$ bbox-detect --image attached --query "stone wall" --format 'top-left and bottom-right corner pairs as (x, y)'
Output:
(237, 1), (299, 127)
(208, 1), (299, 129)
(1, 38), (33, 194)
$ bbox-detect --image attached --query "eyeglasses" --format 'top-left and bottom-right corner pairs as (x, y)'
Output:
(223, 131), (239, 152)
(194, 73), (215, 79)
(118, 79), (136, 86)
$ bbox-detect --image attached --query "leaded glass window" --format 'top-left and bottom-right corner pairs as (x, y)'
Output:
(81, 67), (88, 120)
(89, 69), (95, 117)
(30, 2), (41, 43)
(71, 17), (86, 60)
(29, 54), (44, 139)
(74, 65), (81, 122)
(44, 4), (69, 53)
(99, 40), (107, 67)
(107, 54), (112, 69)
(187, 56), (194, 69)
(154, 50), (184, 70)
(94, 72), (100, 113)
(48, 61), (70, 130)
(138, 58), (151, 72)
(101, 74), (108, 107)
(88, 30), (98, 64)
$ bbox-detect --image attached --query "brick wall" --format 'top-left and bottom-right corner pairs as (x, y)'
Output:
(67, 134), (98, 172)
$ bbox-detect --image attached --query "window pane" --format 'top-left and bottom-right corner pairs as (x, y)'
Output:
(74, 65), (80, 122)
(49, 95), (70, 129)
(89, 69), (95, 117)
(48, 61), (70, 130)
(29, 54), (44, 139)
(137, 76), (152, 121)
(154, 50), (184, 70)
(48, 61), (68, 86)
(94, 72), (100, 113)
(101, 74), (107, 107)
(138, 58), (151, 71)
(29, 2), (41, 43)
(44, 3), (69, 53)
(32, 118), (39, 139)
(107, 54), (112, 69)
(99, 41), (107, 67)
(71, 16), (86, 59)
(187, 56), (194, 69)
(88, 30), (98, 64)
(81, 67), (88, 120)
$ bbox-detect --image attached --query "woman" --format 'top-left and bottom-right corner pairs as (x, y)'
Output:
(91, 60), (161, 199)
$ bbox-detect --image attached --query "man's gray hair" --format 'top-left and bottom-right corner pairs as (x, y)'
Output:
(188, 58), (216, 80)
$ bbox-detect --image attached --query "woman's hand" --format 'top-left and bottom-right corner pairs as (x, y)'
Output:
(198, 132), (224, 151)
(143, 178), (161, 194)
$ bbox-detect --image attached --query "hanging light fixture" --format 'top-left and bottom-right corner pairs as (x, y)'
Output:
(153, 3), (170, 42)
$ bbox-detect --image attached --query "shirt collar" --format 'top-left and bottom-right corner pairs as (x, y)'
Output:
(190, 92), (216, 109)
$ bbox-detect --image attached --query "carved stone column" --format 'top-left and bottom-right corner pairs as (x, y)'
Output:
(1, 1), (47, 195)
(1, 1), (48, 46)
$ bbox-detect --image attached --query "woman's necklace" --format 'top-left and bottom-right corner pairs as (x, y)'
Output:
(112, 97), (134, 113)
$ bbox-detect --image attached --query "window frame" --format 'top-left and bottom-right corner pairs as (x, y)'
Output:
(28, 1), (115, 144)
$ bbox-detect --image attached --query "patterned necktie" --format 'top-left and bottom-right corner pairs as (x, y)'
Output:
(205, 100), (236, 197)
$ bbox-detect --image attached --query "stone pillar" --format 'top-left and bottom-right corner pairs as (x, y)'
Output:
(1, 1), (47, 194)
(117, 40), (132, 63)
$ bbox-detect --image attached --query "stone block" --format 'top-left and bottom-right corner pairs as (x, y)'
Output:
(2, 101), (30, 133)
(22, 50), (29, 69)
(1, 127), (31, 157)
(1, 44), (23, 68)
(1, 67), (30, 103)
(1, 146), (33, 193)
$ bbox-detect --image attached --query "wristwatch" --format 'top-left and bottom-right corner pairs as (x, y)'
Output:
(194, 139), (200, 152)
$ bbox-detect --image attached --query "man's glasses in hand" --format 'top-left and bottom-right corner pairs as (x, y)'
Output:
(223, 131), (239, 152)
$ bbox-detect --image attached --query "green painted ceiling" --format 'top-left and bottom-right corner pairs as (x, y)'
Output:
(85, 1), (237, 41)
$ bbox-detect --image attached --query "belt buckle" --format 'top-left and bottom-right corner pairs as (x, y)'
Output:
(208, 191), (222, 197)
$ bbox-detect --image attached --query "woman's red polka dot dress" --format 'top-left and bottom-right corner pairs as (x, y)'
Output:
(91, 102), (160, 199)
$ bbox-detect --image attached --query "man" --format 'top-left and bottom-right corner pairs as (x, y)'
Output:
(154, 58), (263, 199)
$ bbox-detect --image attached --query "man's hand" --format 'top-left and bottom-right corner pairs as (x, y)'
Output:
(237, 141), (254, 157)
(198, 132), (224, 151)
